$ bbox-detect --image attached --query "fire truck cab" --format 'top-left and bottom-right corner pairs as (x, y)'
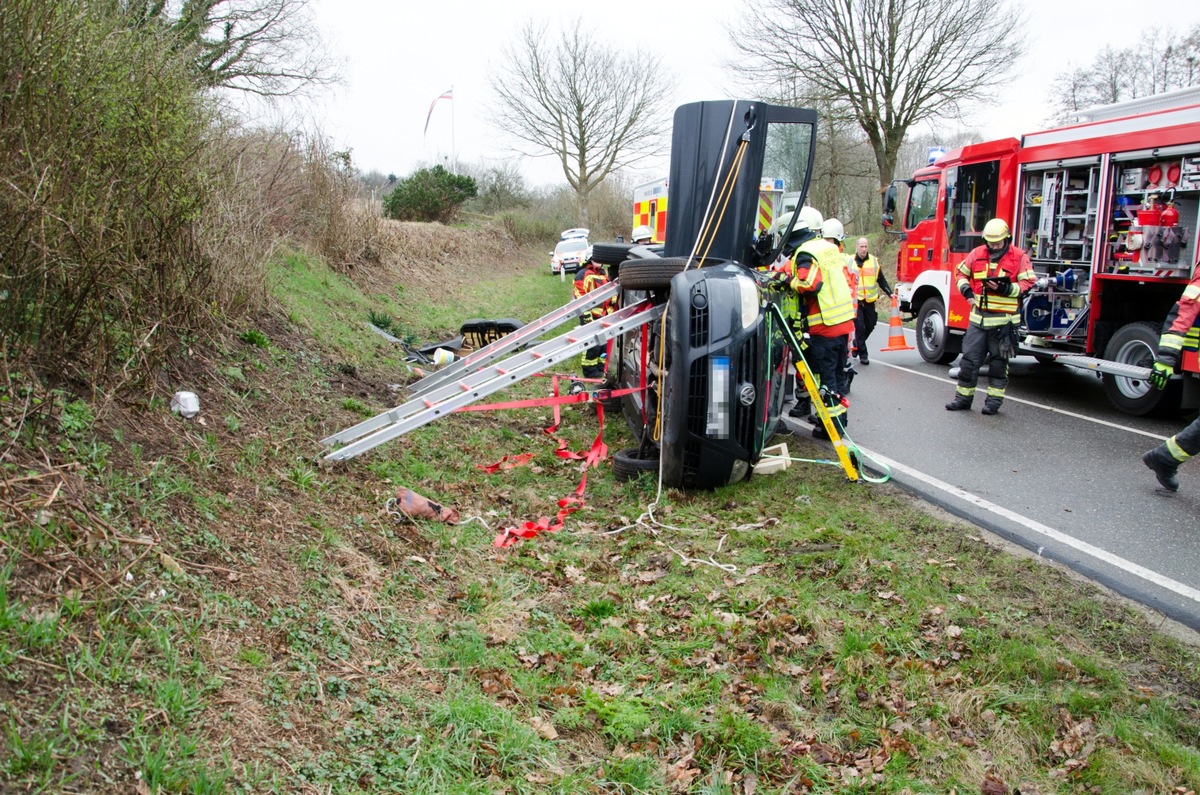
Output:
(887, 87), (1200, 415)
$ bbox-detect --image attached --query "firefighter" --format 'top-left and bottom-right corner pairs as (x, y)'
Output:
(570, 251), (614, 394)
(852, 237), (893, 365)
(822, 218), (859, 392)
(945, 218), (1036, 415)
(774, 206), (857, 439)
(631, 225), (653, 245)
(1141, 270), (1200, 491)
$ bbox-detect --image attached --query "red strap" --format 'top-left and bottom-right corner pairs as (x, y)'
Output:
(492, 403), (609, 548)
(476, 453), (535, 474)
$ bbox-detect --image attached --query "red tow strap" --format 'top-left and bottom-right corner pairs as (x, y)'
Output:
(473, 375), (629, 548)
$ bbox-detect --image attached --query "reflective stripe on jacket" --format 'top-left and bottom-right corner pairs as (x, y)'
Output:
(857, 254), (881, 303)
(1157, 276), (1200, 366)
(573, 265), (613, 320)
(955, 244), (1035, 327)
(794, 238), (856, 329)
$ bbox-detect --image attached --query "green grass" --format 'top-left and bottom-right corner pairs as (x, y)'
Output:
(0, 234), (1198, 793)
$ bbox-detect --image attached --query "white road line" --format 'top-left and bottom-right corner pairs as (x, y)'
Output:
(871, 355), (1168, 441)
(859, 445), (1200, 606)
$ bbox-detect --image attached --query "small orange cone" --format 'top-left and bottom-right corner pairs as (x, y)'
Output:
(879, 292), (914, 351)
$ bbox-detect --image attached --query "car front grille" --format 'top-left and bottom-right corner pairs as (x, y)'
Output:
(689, 298), (709, 347)
(733, 337), (758, 445)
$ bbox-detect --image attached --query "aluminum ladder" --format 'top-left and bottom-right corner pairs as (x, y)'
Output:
(321, 294), (663, 461)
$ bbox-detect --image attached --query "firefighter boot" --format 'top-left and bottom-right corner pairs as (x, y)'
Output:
(1142, 446), (1180, 492)
(944, 394), (973, 411)
(981, 397), (1003, 416)
(789, 396), (812, 419)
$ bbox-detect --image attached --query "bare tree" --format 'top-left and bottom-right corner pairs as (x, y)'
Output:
(1047, 25), (1200, 124)
(489, 19), (676, 226)
(117, 0), (339, 96)
(728, 0), (1024, 207)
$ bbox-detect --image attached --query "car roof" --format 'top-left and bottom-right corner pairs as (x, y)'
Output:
(560, 228), (589, 240)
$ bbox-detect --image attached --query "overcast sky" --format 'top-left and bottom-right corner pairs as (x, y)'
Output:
(300, 0), (1200, 187)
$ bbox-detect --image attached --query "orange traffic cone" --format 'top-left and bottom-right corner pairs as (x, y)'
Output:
(879, 292), (914, 352)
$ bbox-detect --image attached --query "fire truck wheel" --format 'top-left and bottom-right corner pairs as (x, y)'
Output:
(1102, 321), (1181, 416)
(591, 242), (635, 267)
(612, 447), (660, 481)
(618, 257), (728, 290)
(915, 297), (960, 365)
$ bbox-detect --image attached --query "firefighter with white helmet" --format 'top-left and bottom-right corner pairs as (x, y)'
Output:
(773, 206), (857, 438)
(945, 218), (1036, 415)
(822, 218), (860, 391)
(631, 225), (653, 245)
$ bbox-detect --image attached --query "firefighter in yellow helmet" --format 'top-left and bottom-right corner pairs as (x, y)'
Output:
(945, 218), (1036, 415)
(1142, 269), (1200, 491)
(570, 250), (615, 394)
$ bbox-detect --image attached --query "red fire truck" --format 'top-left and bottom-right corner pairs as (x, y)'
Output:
(885, 87), (1200, 415)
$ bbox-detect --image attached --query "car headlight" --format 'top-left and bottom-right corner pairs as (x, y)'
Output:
(737, 274), (759, 329)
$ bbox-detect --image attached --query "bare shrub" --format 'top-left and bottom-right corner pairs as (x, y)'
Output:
(0, 2), (219, 383)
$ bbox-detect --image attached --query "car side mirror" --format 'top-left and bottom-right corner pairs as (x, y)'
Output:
(884, 185), (896, 214)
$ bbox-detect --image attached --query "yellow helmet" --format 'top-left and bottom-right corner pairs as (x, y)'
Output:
(981, 218), (1010, 243)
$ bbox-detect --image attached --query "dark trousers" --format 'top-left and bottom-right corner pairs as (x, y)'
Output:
(1154, 415), (1200, 465)
(854, 302), (879, 355)
(580, 317), (605, 379)
(808, 333), (850, 423)
(955, 323), (1010, 401)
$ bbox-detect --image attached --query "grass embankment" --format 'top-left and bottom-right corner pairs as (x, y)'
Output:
(2, 229), (1199, 794)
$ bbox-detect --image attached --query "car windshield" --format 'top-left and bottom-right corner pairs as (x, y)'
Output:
(556, 239), (588, 254)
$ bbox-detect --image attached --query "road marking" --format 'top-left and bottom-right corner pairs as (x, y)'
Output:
(859, 446), (1200, 606)
(871, 358), (1168, 441)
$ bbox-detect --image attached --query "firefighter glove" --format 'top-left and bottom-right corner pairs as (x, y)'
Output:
(1150, 360), (1173, 391)
(984, 276), (1011, 293)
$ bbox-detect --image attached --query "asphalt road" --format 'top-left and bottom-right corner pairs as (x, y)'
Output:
(784, 325), (1200, 632)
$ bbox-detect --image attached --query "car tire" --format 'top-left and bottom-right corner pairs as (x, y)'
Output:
(612, 447), (659, 482)
(592, 242), (634, 266)
(915, 297), (960, 365)
(619, 257), (725, 290)
(1102, 321), (1181, 416)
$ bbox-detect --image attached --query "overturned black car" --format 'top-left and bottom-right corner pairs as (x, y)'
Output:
(594, 100), (818, 488)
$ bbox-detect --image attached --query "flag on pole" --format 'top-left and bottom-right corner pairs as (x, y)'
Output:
(424, 88), (453, 139)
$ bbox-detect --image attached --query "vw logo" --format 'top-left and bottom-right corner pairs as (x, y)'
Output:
(738, 383), (756, 406)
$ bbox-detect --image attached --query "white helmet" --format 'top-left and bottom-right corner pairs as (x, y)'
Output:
(821, 218), (845, 241)
(631, 225), (653, 244)
(796, 205), (824, 232)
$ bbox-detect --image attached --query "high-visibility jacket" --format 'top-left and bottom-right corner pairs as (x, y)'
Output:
(843, 254), (859, 307)
(1156, 273), (1200, 367)
(856, 254), (884, 303)
(573, 264), (613, 321)
(955, 243), (1036, 328)
(789, 238), (856, 333)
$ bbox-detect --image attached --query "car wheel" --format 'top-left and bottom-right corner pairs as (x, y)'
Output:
(592, 242), (634, 266)
(915, 297), (959, 365)
(1102, 321), (1181, 416)
(612, 447), (659, 482)
(619, 257), (725, 290)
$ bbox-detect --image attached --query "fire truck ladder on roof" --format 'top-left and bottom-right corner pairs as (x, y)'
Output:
(403, 280), (623, 399)
(321, 296), (664, 461)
